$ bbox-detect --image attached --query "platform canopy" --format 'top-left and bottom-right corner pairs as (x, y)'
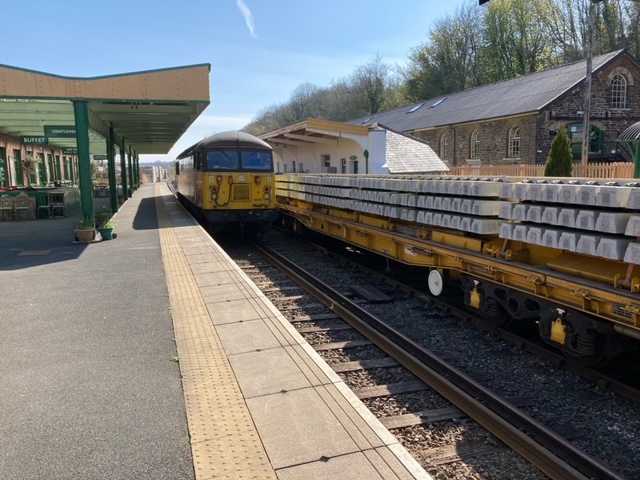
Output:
(0, 64), (211, 155)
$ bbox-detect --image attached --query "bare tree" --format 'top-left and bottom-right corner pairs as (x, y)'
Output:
(347, 54), (394, 115)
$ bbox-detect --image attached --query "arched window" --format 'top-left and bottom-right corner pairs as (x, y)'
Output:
(508, 125), (520, 158)
(440, 134), (449, 161)
(611, 74), (627, 109)
(470, 130), (480, 159)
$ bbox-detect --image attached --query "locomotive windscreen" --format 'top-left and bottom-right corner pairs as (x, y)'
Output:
(206, 149), (273, 171)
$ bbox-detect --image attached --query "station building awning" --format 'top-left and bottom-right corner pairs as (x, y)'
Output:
(0, 63), (211, 155)
(0, 63), (210, 218)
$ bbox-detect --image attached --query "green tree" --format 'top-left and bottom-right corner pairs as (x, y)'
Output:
(544, 126), (573, 177)
(404, 2), (482, 101)
(482, 0), (556, 82)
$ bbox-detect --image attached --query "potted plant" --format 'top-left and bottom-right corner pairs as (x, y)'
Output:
(95, 211), (111, 228)
(74, 218), (95, 244)
(97, 220), (116, 240)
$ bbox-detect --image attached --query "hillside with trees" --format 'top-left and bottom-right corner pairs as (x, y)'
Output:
(243, 0), (640, 136)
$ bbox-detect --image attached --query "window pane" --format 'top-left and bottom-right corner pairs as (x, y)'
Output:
(509, 126), (520, 158)
(241, 150), (273, 170)
(611, 75), (626, 109)
(207, 150), (239, 170)
(471, 131), (480, 159)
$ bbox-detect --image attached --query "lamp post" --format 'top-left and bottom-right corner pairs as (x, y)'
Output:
(582, 0), (605, 166)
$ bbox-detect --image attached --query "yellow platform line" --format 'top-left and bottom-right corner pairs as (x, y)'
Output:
(155, 186), (275, 480)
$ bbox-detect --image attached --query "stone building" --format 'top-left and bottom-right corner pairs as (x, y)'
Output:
(349, 49), (640, 168)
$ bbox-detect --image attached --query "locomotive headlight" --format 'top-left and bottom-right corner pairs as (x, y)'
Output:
(264, 192), (271, 200)
(255, 176), (261, 185)
(238, 175), (246, 183)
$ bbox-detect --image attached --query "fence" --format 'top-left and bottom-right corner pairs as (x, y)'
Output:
(446, 162), (635, 180)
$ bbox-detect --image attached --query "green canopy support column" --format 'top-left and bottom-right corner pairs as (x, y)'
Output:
(120, 139), (128, 200)
(132, 151), (138, 190)
(134, 152), (140, 188)
(127, 146), (133, 196)
(628, 142), (640, 179)
(73, 100), (94, 221)
(107, 127), (118, 213)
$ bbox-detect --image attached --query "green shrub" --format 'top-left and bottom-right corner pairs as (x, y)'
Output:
(544, 126), (573, 177)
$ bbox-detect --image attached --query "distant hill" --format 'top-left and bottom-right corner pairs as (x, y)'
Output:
(139, 161), (172, 168)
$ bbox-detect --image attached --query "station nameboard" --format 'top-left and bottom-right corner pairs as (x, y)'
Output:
(44, 126), (76, 137)
(62, 148), (78, 155)
(93, 155), (108, 160)
(21, 136), (49, 145)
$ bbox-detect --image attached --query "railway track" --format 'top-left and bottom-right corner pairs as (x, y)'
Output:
(307, 237), (640, 403)
(218, 231), (639, 479)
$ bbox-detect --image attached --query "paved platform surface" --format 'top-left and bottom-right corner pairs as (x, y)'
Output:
(0, 183), (430, 479)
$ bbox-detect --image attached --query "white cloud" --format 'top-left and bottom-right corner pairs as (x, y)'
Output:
(236, 0), (256, 38)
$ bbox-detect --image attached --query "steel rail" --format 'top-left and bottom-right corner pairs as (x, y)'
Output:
(309, 242), (640, 403)
(312, 240), (640, 404)
(253, 242), (625, 480)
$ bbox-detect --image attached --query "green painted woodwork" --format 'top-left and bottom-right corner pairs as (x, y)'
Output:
(73, 100), (94, 220)
(615, 139), (640, 179)
(120, 141), (128, 200)
(44, 126), (76, 137)
(13, 150), (23, 186)
(0, 147), (6, 188)
(37, 153), (46, 185)
(21, 136), (48, 145)
(108, 128), (118, 213)
(128, 146), (133, 195)
(55, 154), (62, 181)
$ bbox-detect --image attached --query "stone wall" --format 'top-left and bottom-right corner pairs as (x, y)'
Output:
(410, 55), (640, 167)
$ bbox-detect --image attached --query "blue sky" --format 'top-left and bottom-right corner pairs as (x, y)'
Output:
(4, 1), (457, 162)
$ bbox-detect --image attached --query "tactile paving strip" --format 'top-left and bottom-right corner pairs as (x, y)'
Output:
(155, 185), (275, 479)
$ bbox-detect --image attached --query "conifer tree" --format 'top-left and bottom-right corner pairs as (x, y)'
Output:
(544, 126), (573, 177)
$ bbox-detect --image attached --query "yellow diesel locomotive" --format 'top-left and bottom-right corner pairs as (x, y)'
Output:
(175, 130), (278, 233)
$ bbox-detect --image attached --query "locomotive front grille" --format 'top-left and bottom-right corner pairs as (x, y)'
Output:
(233, 184), (251, 201)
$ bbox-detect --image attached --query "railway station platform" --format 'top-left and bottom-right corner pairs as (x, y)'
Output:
(0, 183), (430, 479)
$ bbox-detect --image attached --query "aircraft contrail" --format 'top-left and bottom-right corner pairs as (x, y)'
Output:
(236, 0), (256, 38)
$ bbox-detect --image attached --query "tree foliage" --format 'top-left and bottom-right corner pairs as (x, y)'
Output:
(544, 126), (573, 177)
(405, 3), (482, 101)
(243, 55), (403, 135)
(244, 0), (640, 135)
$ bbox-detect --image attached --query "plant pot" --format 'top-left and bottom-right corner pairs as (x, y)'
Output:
(97, 227), (114, 240)
(75, 228), (94, 244)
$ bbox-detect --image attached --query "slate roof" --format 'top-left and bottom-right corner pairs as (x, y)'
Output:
(380, 125), (449, 174)
(349, 50), (626, 132)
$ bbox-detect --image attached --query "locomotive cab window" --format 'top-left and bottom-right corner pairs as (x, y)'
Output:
(241, 150), (273, 171)
(207, 150), (239, 170)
